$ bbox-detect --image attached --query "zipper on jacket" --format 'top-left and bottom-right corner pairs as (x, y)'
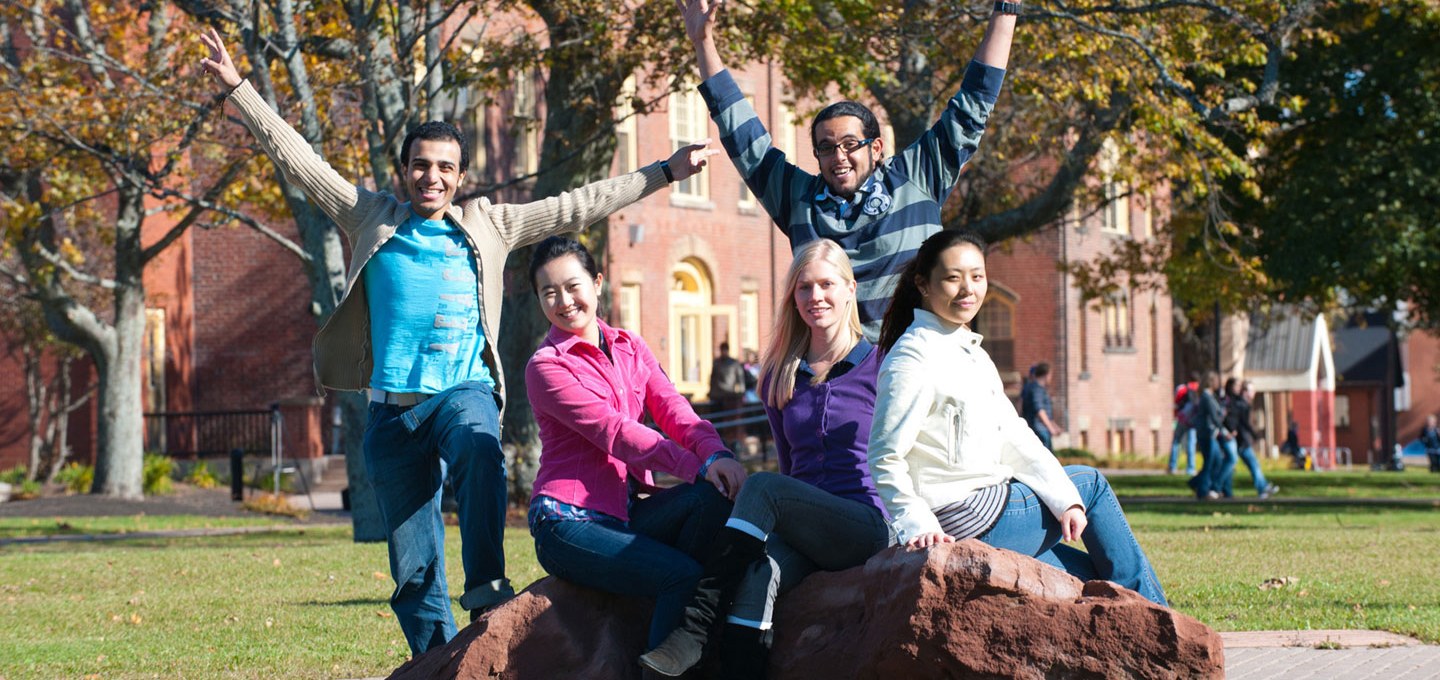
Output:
(947, 402), (965, 466)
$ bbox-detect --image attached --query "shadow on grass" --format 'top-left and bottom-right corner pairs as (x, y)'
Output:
(295, 597), (391, 607)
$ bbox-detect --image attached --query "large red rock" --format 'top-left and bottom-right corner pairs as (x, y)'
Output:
(388, 540), (1223, 679)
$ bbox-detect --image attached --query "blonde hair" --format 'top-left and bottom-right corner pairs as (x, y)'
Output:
(761, 240), (864, 409)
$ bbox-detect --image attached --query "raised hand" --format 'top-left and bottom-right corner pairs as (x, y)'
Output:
(198, 27), (242, 91)
(666, 138), (722, 183)
(675, 0), (721, 46)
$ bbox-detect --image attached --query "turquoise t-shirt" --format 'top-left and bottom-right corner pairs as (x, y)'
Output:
(363, 214), (494, 393)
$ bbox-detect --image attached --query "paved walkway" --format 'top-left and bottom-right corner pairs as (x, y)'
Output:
(1223, 630), (1440, 679)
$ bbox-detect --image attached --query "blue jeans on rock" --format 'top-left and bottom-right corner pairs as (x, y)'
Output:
(978, 465), (1167, 606)
(725, 473), (893, 629)
(1169, 425), (1197, 474)
(531, 482), (732, 649)
(362, 382), (511, 656)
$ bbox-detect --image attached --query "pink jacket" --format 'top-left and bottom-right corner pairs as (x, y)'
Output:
(527, 321), (725, 521)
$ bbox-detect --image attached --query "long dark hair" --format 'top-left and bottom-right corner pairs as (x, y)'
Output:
(878, 229), (987, 353)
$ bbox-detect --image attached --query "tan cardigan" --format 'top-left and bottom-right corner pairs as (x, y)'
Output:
(227, 81), (668, 410)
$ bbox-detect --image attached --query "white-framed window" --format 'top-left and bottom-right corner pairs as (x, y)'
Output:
(1098, 139), (1129, 236)
(1335, 394), (1351, 428)
(738, 290), (759, 357)
(776, 102), (797, 159)
(669, 89), (710, 204)
(619, 282), (642, 333)
(614, 75), (639, 175)
(512, 68), (540, 177)
(1102, 290), (1134, 350)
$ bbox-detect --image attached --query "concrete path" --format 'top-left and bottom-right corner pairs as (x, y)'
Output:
(1223, 630), (1440, 679)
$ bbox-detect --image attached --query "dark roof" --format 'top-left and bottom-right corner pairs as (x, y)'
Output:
(1333, 325), (1402, 385)
(1245, 311), (1316, 374)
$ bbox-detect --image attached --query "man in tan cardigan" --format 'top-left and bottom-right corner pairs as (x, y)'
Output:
(200, 29), (718, 655)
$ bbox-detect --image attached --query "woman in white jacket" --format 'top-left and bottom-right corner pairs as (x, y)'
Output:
(868, 230), (1167, 605)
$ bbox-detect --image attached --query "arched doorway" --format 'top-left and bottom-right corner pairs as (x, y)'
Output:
(669, 258), (736, 400)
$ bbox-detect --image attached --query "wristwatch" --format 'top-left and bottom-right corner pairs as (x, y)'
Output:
(994, 1), (1023, 15)
(660, 159), (676, 183)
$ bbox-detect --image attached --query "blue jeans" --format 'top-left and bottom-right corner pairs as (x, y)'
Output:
(1235, 443), (1269, 494)
(1211, 439), (1240, 497)
(1168, 425), (1197, 474)
(1188, 435), (1221, 497)
(725, 473), (893, 629)
(531, 482), (732, 648)
(978, 465), (1167, 606)
(362, 382), (511, 656)
(1031, 423), (1054, 452)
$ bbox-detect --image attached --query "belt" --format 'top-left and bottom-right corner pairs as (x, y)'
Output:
(370, 389), (435, 407)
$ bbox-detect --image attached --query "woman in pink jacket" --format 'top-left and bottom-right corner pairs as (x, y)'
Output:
(524, 236), (748, 650)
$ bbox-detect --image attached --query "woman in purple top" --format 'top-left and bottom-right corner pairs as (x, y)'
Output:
(641, 240), (894, 678)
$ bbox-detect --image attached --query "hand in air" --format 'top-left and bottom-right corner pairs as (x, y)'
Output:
(705, 456), (747, 501)
(198, 27), (242, 91)
(675, 0), (721, 45)
(666, 138), (721, 182)
(906, 531), (955, 549)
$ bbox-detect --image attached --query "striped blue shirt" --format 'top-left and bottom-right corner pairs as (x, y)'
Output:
(698, 60), (1006, 339)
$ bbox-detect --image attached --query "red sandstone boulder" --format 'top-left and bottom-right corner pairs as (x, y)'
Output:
(388, 540), (1224, 679)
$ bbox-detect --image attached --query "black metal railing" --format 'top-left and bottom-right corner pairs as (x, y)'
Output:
(143, 410), (272, 458)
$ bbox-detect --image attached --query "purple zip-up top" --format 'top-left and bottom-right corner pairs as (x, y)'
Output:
(764, 339), (889, 518)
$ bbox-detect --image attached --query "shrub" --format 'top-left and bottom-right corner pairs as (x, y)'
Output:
(1053, 447), (1096, 462)
(184, 462), (219, 490)
(142, 454), (175, 496)
(54, 463), (94, 494)
(251, 471), (296, 495)
(0, 464), (27, 485)
(12, 479), (42, 500)
(242, 492), (308, 519)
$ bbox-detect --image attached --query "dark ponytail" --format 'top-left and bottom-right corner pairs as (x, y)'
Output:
(877, 229), (988, 353)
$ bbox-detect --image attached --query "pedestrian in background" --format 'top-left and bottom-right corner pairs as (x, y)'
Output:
(1020, 363), (1063, 452)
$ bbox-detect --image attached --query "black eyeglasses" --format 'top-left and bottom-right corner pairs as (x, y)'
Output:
(813, 137), (876, 158)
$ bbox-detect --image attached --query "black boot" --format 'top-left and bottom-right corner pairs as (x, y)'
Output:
(639, 528), (766, 677)
(718, 622), (771, 680)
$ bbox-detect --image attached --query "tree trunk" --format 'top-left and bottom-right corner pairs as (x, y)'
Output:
(90, 186), (148, 499)
(339, 390), (385, 541)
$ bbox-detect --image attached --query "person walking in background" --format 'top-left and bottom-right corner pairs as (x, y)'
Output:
(1187, 371), (1229, 500)
(1420, 414), (1440, 473)
(199, 30), (720, 656)
(1281, 417), (1305, 468)
(1168, 379), (1199, 475)
(1020, 363), (1063, 452)
(1228, 381), (1278, 499)
(709, 342), (748, 449)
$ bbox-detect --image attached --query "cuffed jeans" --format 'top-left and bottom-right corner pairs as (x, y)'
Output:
(531, 482), (731, 649)
(725, 473), (893, 629)
(1169, 424), (1197, 474)
(362, 382), (511, 656)
(978, 465), (1167, 606)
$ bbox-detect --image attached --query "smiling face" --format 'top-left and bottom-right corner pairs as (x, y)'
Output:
(534, 253), (603, 345)
(405, 137), (465, 220)
(813, 116), (882, 199)
(792, 257), (857, 334)
(917, 243), (987, 328)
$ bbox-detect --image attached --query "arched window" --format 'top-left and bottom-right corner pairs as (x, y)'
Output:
(975, 286), (1017, 377)
(670, 259), (713, 395)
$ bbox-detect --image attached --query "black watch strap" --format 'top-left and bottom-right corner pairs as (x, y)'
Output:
(994, 1), (1023, 15)
(660, 160), (676, 183)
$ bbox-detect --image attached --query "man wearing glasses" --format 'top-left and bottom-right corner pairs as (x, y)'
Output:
(680, 0), (1019, 339)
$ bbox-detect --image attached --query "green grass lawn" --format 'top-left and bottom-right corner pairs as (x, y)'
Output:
(1108, 466), (1440, 500)
(1, 487), (1437, 678)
